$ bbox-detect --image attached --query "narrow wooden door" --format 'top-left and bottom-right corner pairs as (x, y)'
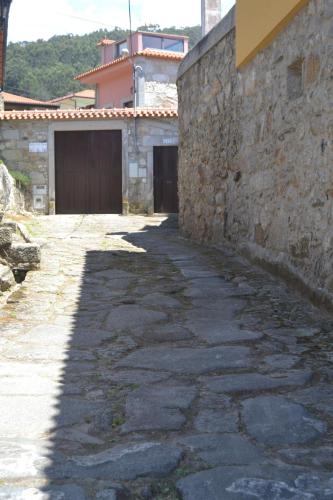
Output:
(153, 146), (179, 213)
(55, 130), (122, 214)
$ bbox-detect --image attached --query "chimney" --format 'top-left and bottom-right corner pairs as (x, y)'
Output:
(201, 0), (221, 37)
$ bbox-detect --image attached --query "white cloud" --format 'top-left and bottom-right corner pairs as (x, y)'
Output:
(8, 0), (235, 43)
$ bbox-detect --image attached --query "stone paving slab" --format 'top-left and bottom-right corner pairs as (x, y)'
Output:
(176, 433), (265, 466)
(242, 395), (327, 445)
(53, 442), (183, 481)
(177, 465), (333, 500)
(122, 384), (197, 432)
(202, 370), (312, 394)
(0, 214), (332, 498)
(0, 485), (86, 499)
(117, 345), (252, 374)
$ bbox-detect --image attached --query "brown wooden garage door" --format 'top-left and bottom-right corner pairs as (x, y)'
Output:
(153, 146), (179, 213)
(55, 130), (122, 214)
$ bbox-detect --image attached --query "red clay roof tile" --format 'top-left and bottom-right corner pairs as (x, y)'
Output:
(97, 38), (115, 46)
(0, 107), (178, 121)
(76, 49), (184, 81)
(2, 91), (55, 106)
(49, 89), (96, 103)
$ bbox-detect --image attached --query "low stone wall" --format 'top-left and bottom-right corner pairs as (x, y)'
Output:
(177, 0), (333, 297)
(0, 220), (41, 294)
(0, 122), (48, 211)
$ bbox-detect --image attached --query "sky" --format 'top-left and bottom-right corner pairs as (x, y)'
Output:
(8, 0), (235, 43)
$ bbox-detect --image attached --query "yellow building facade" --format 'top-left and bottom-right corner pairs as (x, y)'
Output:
(236, 0), (310, 68)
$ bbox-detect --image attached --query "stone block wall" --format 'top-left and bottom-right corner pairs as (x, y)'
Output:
(177, 0), (333, 294)
(0, 117), (178, 216)
(127, 118), (179, 213)
(0, 121), (49, 211)
(138, 57), (179, 108)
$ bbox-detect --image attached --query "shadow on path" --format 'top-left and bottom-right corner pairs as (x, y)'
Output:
(30, 214), (333, 499)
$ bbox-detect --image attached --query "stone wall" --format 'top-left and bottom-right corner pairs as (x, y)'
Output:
(0, 121), (49, 211)
(0, 117), (178, 215)
(127, 118), (179, 213)
(177, 0), (333, 295)
(137, 57), (179, 108)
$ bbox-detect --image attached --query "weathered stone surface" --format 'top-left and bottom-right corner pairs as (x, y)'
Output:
(184, 277), (236, 299)
(177, 465), (333, 500)
(92, 408), (114, 433)
(0, 227), (12, 248)
(177, 434), (264, 466)
(189, 297), (246, 317)
(7, 243), (41, 270)
(108, 369), (171, 385)
(118, 345), (252, 374)
(278, 447), (333, 467)
(0, 439), (50, 479)
(289, 385), (333, 417)
(0, 214), (333, 494)
(194, 409), (238, 433)
(0, 263), (15, 291)
(203, 370), (312, 393)
(265, 327), (320, 341)
(105, 305), (167, 331)
(0, 362), (61, 396)
(22, 325), (115, 347)
(122, 384), (197, 432)
(177, 0), (333, 294)
(242, 396), (326, 445)
(177, 264), (220, 279)
(91, 269), (135, 281)
(0, 163), (23, 212)
(96, 489), (118, 500)
(0, 395), (105, 439)
(141, 324), (193, 342)
(66, 442), (183, 480)
(263, 354), (299, 370)
(96, 487), (131, 500)
(55, 427), (104, 446)
(0, 485), (86, 499)
(187, 319), (262, 344)
(140, 292), (182, 308)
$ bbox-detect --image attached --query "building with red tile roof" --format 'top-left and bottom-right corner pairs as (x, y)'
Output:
(0, 32), (186, 216)
(76, 31), (188, 109)
(2, 91), (59, 110)
(49, 89), (95, 109)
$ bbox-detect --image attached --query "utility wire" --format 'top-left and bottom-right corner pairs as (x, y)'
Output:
(52, 11), (115, 29)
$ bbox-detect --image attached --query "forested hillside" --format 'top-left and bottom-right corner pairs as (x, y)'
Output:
(5, 25), (201, 101)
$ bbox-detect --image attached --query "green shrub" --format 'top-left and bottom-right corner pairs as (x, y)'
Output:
(8, 169), (31, 188)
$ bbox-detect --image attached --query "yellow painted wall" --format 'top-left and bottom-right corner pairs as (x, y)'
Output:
(236, 0), (309, 68)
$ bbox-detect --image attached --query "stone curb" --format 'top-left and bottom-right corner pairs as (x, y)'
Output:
(238, 242), (333, 313)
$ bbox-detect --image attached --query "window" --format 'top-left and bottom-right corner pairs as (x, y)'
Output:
(143, 35), (162, 50)
(117, 41), (128, 57)
(163, 38), (184, 52)
(142, 35), (184, 53)
(123, 100), (133, 108)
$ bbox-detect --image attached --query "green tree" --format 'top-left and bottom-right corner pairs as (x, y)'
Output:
(5, 25), (201, 100)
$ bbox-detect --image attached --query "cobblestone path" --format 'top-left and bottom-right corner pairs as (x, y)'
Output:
(0, 214), (333, 499)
